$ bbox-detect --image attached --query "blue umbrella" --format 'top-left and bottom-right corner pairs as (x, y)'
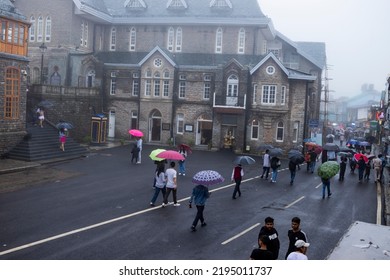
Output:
(56, 122), (74, 129)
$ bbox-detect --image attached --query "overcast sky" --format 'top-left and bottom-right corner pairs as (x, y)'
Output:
(259, 0), (390, 98)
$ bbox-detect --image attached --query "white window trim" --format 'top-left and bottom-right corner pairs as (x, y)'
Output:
(29, 16), (35, 42)
(238, 28), (245, 54)
(177, 113), (184, 134)
(110, 27), (116, 51)
(252, 84), (257, 104)
(130, 27), (136, 51)
(175, 27), (182, 52)
(215, 27), (222, 53)
(261, 85), (277, 105)
(293, 121), (299, 143)
(37, 16), (43, 42)
(281, 86), (286, 105)
(167, 27), (174, 51)
(251, 120), (259, 140)
(276, 121), (284, 142)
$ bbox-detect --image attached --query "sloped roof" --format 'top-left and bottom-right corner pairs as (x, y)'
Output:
(73, 0), (271, 26)
(0, 0), (27, 21)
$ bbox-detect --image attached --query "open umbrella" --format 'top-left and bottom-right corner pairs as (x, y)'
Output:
(326, 134), (335, 138)
(288, 149), (305, 164)
(258, 144), (274, 151)
(129, 129), (143, 137)
(192, 170), (225, 186)
(354, 153), (368, 163)
(37, 100), (54, 108)
(340, 147), (354, 154)
(358, 141), (370, 147)
(338, 151), (353, 158)
(367, 154), (376, 160)
(156, 150), (185, 161)
(347, 139), (358, 145)
(56, 122), (74, 130)
(178, 143), (192, 154)
(269, 147), (283, 157)
(149, 148), (166, 161)
(318, 161), (340, 179)
(323, 143), (340, 151)
(233, 155), (256, 165)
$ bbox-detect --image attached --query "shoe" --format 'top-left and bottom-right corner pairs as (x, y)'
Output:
(168, 202), (174, 205)
(173, 203), (181, 207)
(322, 195), (325, 199)
(232, 197), (236, 199)
(201, 222), (207, 227)
(183, 174), (185, 176)
(328, 193), (332, 197)
(191, 226), (197, 232)
(150, 202), (155, 207)
(260, 175), (263, 179)
(162, 203), (166, 208)
(238, 192), (241, 197)
(179, 173), (182, 175)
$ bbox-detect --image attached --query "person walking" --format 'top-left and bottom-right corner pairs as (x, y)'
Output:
(131, 143), (139, 164)
(59, 128), (67, 151)
(249, 235), (274, 260)
(231, 163), (244, 199)
(163, 162), (180, 207)
(285, 217), (308, 259)
(364, 158), (372, 181)
(357, 155), (366, 182)
(373, 155), (383, 182)
(260, 149), (271, 180)
(309, 149), (318, 173)
(286, 240), (310, 260)
(189, 184), (210, 232)
(288, 160), (297, 185)
(305, 150), (311, 172)
(136, 137), (143, 164)
(258, 217), (280, 260)
(150, 165), (166, 207)
(321, 177), (332, 199)
(178, 146), (187, 176)
(339, 155), (347, 181)
(38, 108), (45, 128)
(270, 156), (281, 183)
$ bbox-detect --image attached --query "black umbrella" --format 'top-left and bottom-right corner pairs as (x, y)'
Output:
(323, 142), (340, 151)
(269, 148), (283, 157)
(288, 149), (305, 164)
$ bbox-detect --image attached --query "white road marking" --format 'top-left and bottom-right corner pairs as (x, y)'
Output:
(284, 196), (305, 208)
(221, 223), (261, 245)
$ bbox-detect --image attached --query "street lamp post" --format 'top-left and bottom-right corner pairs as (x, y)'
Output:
(39, 43), (47, 84)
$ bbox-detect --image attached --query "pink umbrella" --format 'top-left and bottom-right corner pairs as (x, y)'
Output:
(156, 150), (185, 161)
(128, 129), (143, 137)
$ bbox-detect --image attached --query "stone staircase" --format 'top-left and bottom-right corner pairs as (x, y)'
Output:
(7, 123), (88, 162)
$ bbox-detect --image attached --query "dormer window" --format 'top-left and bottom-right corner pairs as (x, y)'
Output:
(167, 0), (188, 9)
(124, 0), (147, 10)
(210, 0), (232, 9)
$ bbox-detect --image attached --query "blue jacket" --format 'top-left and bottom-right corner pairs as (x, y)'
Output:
(189, 185), (210, 206)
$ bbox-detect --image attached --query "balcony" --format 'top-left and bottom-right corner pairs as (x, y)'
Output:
(213, 92), (246, 114)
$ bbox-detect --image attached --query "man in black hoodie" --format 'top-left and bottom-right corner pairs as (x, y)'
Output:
(258, 217), (280, 259)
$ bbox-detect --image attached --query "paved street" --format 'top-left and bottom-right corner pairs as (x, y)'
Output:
(0, 144), (379, 259)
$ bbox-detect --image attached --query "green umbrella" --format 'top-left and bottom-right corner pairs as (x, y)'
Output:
(149, 149), (166, 161)
(317, 161), (340, 180)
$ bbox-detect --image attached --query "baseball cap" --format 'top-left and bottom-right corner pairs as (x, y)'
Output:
(295, 240), (310, 248)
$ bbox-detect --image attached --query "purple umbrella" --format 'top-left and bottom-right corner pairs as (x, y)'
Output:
(192, 170), (225, 186)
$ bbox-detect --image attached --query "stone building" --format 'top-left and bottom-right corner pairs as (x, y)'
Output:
(13, 0), (326, 153)
(0, 0), (30, 155)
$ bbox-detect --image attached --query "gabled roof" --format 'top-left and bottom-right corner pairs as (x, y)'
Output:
(138, 46), (177, 68)
(210, 0), (232, 9)
(124, 0), (147, 9)
(0, 0), (27, 21)
(250, 52), (316, 81)
(276, 31), (326, 70)
(167, 0), (188, 9)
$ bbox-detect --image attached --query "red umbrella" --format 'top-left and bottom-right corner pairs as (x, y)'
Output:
(354, 153), (368, 163)
(156, 150), (185, 161)
(128, 129), (143, 137)
(178, 143), (192, 154)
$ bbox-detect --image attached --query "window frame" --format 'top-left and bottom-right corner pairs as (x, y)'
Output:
(251, 120), (259, 140)
(261, 85), (276, 105)
(177, 113), (184, 134)
(276, 121), (284, 142)
(110, 27), (116, 51)
(281, 86), (286, 105)
(4, 67), (20, 119)
(238, 27), (245, 54)
(129, 27), (136, 51)
(215, 27), (223, 53)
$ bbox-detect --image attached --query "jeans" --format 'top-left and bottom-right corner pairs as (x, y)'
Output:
(178, 161), (186, 174)
(261, 167), (270, 178)
(151, 187), (166, 204)
(271, 168), (278, 182)
(164, 187), (177, 204)
(290, 170), (296, 183)
(322, 181), (331, 197)
(310, 161), (316, 173)
(192, 205), (205, 227)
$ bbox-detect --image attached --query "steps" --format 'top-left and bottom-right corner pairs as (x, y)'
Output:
(7, 124), (88, 162)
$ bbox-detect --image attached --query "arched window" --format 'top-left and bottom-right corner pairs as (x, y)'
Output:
(130, 27), (136, 51)
(238, 28), (245, 54)
(45, 16), (51, 42)
(215, 27), (223, 53)
(175, 27), (182, 52)
(154, 72), (161, 96)
(251, 120), (259, 140)
(227, 74), (238, 97)
(29, 16), (35, 42)
(167, 27), (174, 51)
(86, 70), (95, 88)
(110, 27), (116, 51)
(37, 16), (43, 42)
(276, 121), (284, 142)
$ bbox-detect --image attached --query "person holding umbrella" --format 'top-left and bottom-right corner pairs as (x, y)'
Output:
(162, 162), (179, 207)
(189, 183), (210, 232)
(270, 156), (281, 183)
(136, 137), (143, 164)
(178, 145), (187, 176)
(59, 127), (67, 151)
(288, 159), (297, 185)
(150, 164), (166, 207)
(231, 163), (244, 199)
(357, 155), (366, 183)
